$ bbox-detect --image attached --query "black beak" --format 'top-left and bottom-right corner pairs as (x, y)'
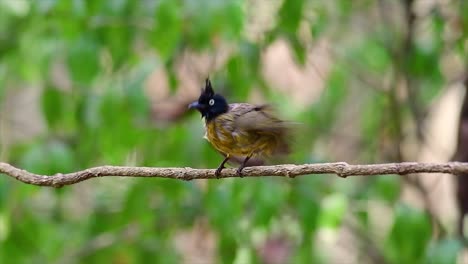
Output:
(188, 101), (202, 110)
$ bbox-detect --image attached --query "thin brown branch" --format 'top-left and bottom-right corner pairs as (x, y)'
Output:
(1, 162), (468, 187)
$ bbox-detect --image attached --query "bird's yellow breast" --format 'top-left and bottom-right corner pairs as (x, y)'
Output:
(204, 112), (280, 157)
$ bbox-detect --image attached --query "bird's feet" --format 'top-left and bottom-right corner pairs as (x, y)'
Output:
(215, 156), (230, 178)
(236, 166), (244, 177)
(236, 155), (251, 178)
(215, 166), (225, 178)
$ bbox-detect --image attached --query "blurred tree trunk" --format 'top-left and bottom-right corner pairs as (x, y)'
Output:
(454, 75), (468, 242)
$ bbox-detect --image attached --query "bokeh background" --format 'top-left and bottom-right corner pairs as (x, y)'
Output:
(1, 0), (468, 263)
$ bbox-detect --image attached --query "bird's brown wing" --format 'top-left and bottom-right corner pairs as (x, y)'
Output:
(232, 104), (290, 132)
(230, 103), (292, 155)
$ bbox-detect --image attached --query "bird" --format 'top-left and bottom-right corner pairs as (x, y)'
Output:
(188, 78), (291, 177)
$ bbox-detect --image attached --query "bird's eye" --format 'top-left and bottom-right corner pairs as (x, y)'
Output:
(209, 99), (215, 106)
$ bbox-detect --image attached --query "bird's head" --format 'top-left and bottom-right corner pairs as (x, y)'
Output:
(189, 78), (229, 121)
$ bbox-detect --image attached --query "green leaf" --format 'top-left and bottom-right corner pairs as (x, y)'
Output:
(99, 26), (133, 68)
(290, 178), (321, 233)
(405, 41), (444, 104)
(252, 181), (287, 226)
(222, 1), (244, 39)
(102, 0), (130, 16)
(227, 55), (251, 99)
(204, 182), (238, 230)
(337, 0), (353, 18)
(184, 0), (244, 49)
(289, 34), (306, 65)
(373, 176), (401, 203)
(233, 246), (253, 264)
(310, 5), (327, 38)
(20, 141), (76, 174)
(312, 63), (348, 126)
(361, 40), (391, 73)
(34, 0), (57, 14)
(0, 0), (31, 17)
(41, 86), (64, 128)
(278, 0), (305, 33)
(151, 0), (182, 60)
(407, 46), (441, 77)
(425, 239), (463, 264)
(97, 89), (142, 164)
(166, 64), (179, 94)
(360, 93), (387, 160)
(385, 204), (432, 263)
(124, 60), (154, 117)
(121, 181), (154, 226)
(318, 193), (347, 229)
(67, 35), (100, 84)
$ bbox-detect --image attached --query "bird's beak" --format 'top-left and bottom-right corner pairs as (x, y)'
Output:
(188, 101), (202, 110)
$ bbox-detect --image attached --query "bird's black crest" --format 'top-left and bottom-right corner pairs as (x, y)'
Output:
(204, 78), (214, 96)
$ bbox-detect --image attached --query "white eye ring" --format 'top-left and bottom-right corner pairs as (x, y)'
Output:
(209, 99), (215, 106)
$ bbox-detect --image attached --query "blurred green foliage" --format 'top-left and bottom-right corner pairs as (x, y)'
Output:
(0, 0), (467, 263)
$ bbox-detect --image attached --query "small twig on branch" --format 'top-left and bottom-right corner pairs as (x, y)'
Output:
(1, 162), (468, 187)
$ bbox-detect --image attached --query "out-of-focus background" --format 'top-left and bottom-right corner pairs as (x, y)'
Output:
(0, 0), (468, 263)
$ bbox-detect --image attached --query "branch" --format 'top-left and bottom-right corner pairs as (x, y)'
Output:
(1, 162), (468, 187)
